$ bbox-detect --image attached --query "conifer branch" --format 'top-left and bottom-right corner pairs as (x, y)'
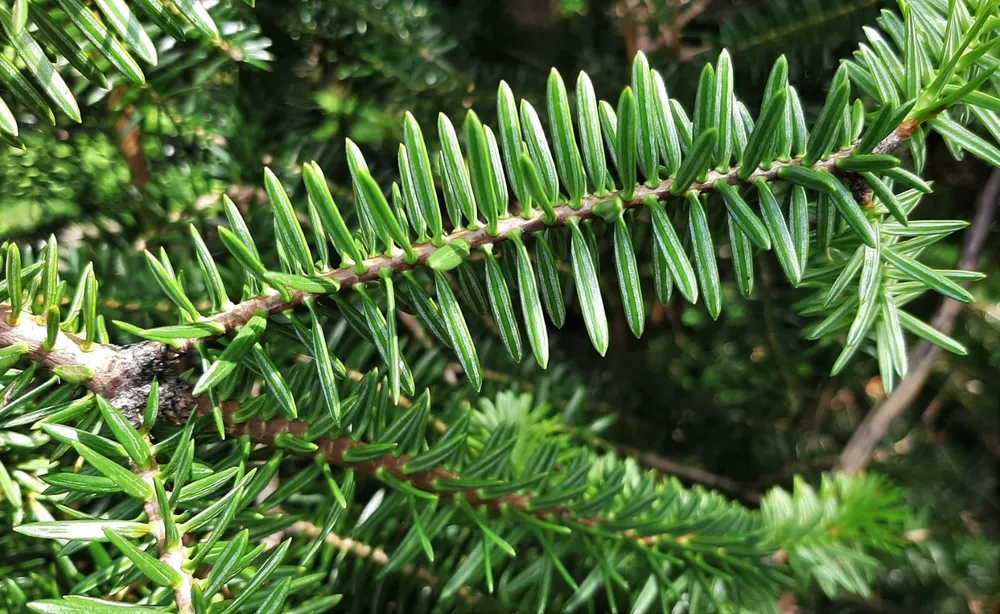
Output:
(0, 297), (899, 551)
(6, 1), (996, 611)
(0, 305), (120, 389)
(137, 461), (194, 614)
(213, 398), (746, 550)
(179, 143), (870, 349)
(0, 309), (198, 425)
(215, 399), (555, 522)
(0, 115), (924, 422)
(281, 520), (484, 606)
(837, 167), (1000, 474)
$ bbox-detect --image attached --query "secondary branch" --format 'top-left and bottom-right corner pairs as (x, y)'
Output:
(837, 167), (1000, 474)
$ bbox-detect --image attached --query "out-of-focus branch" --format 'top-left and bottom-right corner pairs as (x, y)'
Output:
(110, 86), (149, 189)
(619, 0), (710, 61)
(837, 169), (1000, 474)
(616, 442), (761, 504)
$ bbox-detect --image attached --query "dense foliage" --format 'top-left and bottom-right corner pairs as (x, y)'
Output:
(2, 0), (999, 612)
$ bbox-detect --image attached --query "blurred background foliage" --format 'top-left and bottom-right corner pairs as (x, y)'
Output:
(1, 0), (998, 611)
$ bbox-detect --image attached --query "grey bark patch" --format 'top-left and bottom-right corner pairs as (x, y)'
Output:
(104, 341), (197, 427)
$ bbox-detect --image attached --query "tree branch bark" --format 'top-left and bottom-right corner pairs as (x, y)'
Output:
(0, 309), (197, 426)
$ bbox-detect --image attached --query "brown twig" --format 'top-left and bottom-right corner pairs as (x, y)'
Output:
(397, 309), (434, 349)
(620, 0), (641, 60)
(616, 442), (761, 505)
(139, 486), (193, 612)
(217, 400), (528, 515)
(110, 86), (149, 190)
(136, 441), (194, 614)
(674, 0), (711, 30)
(837, 168), (1000, 474)
(344, 367), (450, 432)
(554, 420), (761, 503)
(621, 0), (710, 62)
(275, 519), (483, 606)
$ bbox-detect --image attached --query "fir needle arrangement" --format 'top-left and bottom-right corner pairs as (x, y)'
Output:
(2, 0), (1000, 611)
